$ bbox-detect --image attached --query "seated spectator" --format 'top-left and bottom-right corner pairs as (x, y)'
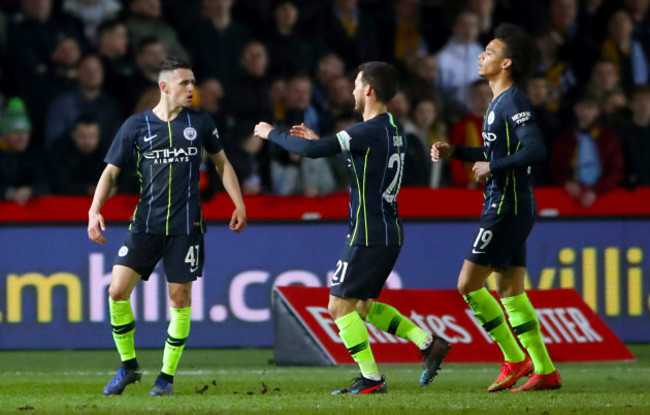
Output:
(44, 54), (122, 147)
(310, 53), (345, 129)
(321, 74), (355, 134)
(63, 0), (122, 45)
(617, 85), (650, 188)
(588, 59), (623, 103)
(448, 79), (491, 189)
(125, 0), (188, 60)
(0, 98), (49, 205)
(601, 9), (649, 93)
(189, 0), (253, 83)
(550, 93), (624, 208)
(435, 10), (483, 120)
(50, 115), (106, 195)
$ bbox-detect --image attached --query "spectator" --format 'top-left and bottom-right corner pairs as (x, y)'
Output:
(44, 54), (122, 147)
(448, 79), (491, 189)
(601, 9), (649, 93)
(602, 88), (631, 126)
(404, 97), (449, 188)
(224, 41), (273, 133)
(22, 36), (82, 146)
(550, 93), (624, 208)
(310, 0), (379, 69)
(97, 19), (137, 97)
(63, 0), (122, 45)
(116, 36), (165, 114)
(376, 0), (429, 65)
(533, 26), (578, 115)
(623, 0), (650, 59)
(264, 1), (323, 78)
(7, 0), (87, 85)
(270, 74), (335, 197)
(526, 73), (563, 186)
(189, 0), (253, 82)
(196, 77), (227, 133)
(50, 115), (105, 195)
(125, 0), (188, 60)
(401, 55), (439, 107)
(617, 85), (650, 188)
(435, 10), (483, 120)
(0, 98), (49, 205)
(588, 59), (623, 103)
(311, 53), (345, 127)
(322, 74), (355, 134)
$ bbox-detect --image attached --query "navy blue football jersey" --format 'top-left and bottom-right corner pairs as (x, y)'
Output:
(105, 108), (222, 235)
(268, 112), (405, 246)
(479, 85), (545, 216)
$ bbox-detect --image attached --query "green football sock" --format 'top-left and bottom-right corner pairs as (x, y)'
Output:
(501, 292), (555, 375)
(161, 307), (192, 376)
(335, 311), (379, 380)
(464, 288), (526, 363)
(109, 298), (136, 362)
(366, 301), (431, 349)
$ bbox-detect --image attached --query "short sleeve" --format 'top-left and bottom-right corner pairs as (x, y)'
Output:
(104, 117), (136, 167)
(201, 113), (223, 154)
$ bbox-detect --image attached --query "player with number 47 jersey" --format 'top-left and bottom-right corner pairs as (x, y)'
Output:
(255, 62), (450, 396)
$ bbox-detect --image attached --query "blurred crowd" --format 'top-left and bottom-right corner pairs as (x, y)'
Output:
(0, 0), (649, 208)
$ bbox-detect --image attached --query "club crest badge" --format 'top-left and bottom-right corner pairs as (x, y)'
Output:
(184, 127), (197, 141)
(487, 111), (495, 125)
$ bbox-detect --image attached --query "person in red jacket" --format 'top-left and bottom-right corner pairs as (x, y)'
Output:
(550, 92), (624, 207)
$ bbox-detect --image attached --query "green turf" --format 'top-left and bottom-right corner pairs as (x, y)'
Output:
(0, 345), (649, 414)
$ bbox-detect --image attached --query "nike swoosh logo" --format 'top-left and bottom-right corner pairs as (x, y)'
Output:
(190, 266), (199, 273)
(472, 249), (485, 254)
(144, 134), (157, 142)
(331, 282), (341, 286)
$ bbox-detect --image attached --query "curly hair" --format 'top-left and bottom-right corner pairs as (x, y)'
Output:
(494, 23), (535, 86)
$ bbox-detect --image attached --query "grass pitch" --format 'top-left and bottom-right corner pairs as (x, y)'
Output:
(0, 345), (648, 414)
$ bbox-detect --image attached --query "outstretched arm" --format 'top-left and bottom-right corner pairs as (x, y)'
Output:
(254, 122), (340, 158)
(88, 164), (121, 244)
(210, 150), (247, 233)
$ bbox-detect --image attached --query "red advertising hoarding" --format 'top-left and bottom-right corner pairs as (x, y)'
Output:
(274, 287), (634, 364)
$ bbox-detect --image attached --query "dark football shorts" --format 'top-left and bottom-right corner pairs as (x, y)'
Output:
(329, 244), (401, 300)
(114, 232), (204, 283)
(465, 214), (535, 270)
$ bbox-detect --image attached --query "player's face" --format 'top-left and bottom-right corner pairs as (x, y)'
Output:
(164, 68), (196, 107)
(353, 71), (366, 113)
(478, 39), (509, 79)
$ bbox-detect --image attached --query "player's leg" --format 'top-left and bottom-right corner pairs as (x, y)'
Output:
(495, 268), (561, 391)
(150, 281), (192, 396)
(151, 234), (203, 396)
(329, 246), (386, 394)
(362, 298), (451, 386)
(459, 260), (531, 391)
(103, 264), (143, 395)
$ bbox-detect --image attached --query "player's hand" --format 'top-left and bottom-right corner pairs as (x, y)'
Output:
(88, 210), (107, 244)
(229, 207), (247, 233)
(290, 123), (319, 140)
(431, 142), (453, 162)
(472, 161), (491, 181)
(253, 122), (274, 139)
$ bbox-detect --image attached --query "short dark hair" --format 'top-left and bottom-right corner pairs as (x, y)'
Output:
(74, 114), (99, 127)
(494, 23), (535, 86)
(358, 61), (399, 103)
(136, 36), (162, 55)
(158, 57), (192, 75)
(97, 19), (125, 38)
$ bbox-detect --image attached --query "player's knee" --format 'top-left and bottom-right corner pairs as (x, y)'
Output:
(108, 284), (129, 301)
(457, 282), (471, 296)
